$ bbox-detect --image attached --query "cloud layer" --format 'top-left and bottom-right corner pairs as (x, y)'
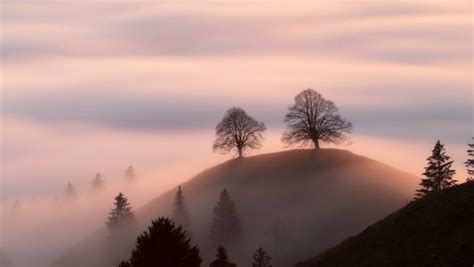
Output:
(1, 1), (472, 200)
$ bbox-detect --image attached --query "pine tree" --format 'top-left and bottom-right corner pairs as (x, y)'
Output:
(107, 192), (134, 231)
(65, 182), (77, 198)
(120, 217), (201, 267)
(90, 172), (105, 190)
(209, 246), (236, 267)
(252, 246), (272, 267)
(465, 138), (474, 182)
(125, 166), (136, 182)
(415, 140), (457, 198)
(210, 189), (242, 248)
(173, 185), (190, 231)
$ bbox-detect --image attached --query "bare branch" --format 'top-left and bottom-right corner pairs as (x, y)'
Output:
(213, 107), (266, 157)
(282, 89), (352, 149)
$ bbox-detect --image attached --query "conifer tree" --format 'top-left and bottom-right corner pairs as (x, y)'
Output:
(252, 246), (272, 267)
(464, 138), (474, 182)
(107, 192), (134, 231)
(415, 140), (457, 198)
(173, 185), (190, 231)
(209, 246), (236, 267)
(125, 166), (136, 182)
(210, 189), (242, 248)
(65, 182), (77, 198)
(120, 217), (201, 267)
(90, 172), (105, 190)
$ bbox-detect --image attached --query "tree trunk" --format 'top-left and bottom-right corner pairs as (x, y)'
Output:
(313, 139), (320, 150)
(238, 148), (243, 158)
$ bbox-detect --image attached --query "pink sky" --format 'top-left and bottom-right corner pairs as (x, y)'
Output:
(1, 1), (472, 202)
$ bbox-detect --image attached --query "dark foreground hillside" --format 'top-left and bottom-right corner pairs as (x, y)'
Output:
(296, 181), (474, 267)
(58, 149), (418, 266)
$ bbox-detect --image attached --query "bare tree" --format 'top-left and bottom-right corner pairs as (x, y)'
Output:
(282, 89), (352, 149)
(213, 107), (266, 158)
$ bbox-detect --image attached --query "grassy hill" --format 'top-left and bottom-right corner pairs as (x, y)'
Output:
(57, 149), (419, 266)
(296, 181), (474, 267)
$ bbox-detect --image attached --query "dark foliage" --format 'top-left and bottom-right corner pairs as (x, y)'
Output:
(119, 261), (131, 267)
(125, 165), (136, 182)
(173, 185), (190, 231)
(282, 89), (352, 149)
(253, 246), (272, 267)
(209, 246), (236, 267)
(213, 107), (266, 158)
(90, 172), (105, 190)
(416, 140), (456, 198)
(465, 138), (474, 182)
(107, 192), (134, 231)
(296, 182), (474, 267)
(210, 189), (242, 248)
(120, 217), (201, 267)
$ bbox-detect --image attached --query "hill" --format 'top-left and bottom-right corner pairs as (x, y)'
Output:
(296, 181), (474, 267)
(57, 149), (419, 266)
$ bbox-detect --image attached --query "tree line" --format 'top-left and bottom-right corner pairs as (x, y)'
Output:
(106, 186), (270, 267)
(63, 165), (136, 199)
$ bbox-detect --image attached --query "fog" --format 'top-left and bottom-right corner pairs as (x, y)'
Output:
(1, 124), (470, 266)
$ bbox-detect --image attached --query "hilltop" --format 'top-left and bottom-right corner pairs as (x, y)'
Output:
(58, 149), (419, 266)
(296, 181), (474, 267)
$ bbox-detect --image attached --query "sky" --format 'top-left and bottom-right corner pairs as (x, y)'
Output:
(1, 1), (473, 203)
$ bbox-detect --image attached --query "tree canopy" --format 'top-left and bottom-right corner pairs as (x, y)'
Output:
(252, 246), (272, 267)
(213, 107), (266, 158)
(210, 189), (242, 248)
(209, 246), (236, 267)
(465, 138), (474, 182)
(416, 140), (456, 198)
(120, 217), (201, 267)
(282, 89), (352, 149)
(173, 185), (190, 231)
(107, 192), (134, 231)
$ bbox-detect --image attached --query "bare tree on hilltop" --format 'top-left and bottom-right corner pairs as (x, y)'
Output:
(282, 89), (352, 150)
(213, 107), (266, 158)
(465, 138), (474, 182)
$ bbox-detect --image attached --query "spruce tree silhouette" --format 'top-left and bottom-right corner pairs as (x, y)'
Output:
(416, 140), (457, 198)
(209, 246), (236, 267)
(107, 192), (134, 231)
(90, 172), (105, 191)
(120, 217), (201, 267)
(65, 182), (77, 199)
(252, 246), (272, 267)
(173, 185), (190, 231)
(210, 189), (242, 248)
(125, 165), (136, 182)
(465, 138), (474, 182)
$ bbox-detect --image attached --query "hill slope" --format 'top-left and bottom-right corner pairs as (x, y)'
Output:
(58, 149), (419, 266)
(296, 181), (474, 267)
